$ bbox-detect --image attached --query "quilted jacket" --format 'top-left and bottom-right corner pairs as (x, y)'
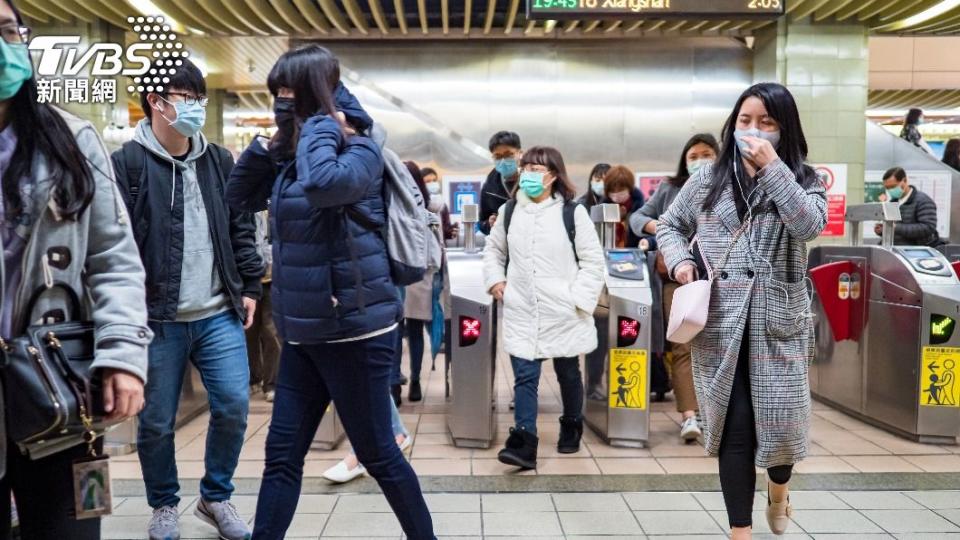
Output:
(226, 85), (401, 343)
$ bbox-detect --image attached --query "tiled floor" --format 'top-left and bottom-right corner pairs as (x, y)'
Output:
(109, 352), (960, 481)
(102, 490), (960, 538)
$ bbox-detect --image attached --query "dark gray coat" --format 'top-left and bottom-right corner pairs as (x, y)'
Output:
(891, 188), (941, 247)
(629, 180), (683, 237)
(657, 160), (827, 468)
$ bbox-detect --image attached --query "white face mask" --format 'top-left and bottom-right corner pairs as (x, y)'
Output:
(426, 182), (441, 195)
(686, 159), (714, 176)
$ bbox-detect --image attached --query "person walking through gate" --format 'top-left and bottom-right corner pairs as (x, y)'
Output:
(657, 82), (826, 538)
(482, 146), (604, 469)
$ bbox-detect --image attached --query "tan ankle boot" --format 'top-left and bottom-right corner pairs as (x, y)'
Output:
(765, 482), (792, 535)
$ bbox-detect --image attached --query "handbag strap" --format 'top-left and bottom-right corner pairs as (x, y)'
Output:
(694, 219), (751, 281)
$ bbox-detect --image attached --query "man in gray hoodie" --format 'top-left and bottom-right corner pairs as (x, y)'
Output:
(111, 59), (262, 540)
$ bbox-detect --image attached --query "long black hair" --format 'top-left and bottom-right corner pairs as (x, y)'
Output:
(405, 161), (428, 206)
(3, 0), (94, 220)
(702, 82), (816, 210)
(669, 133), (718, 187)
(942, 138), (960, 171)
(904, 108), (923, 126)
(266, 44), (345, 159)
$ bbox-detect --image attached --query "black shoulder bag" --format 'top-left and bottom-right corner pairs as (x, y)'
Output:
(1, 283), (118, 460)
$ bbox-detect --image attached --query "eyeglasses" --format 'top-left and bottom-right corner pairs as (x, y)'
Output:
(0, 24), (30, 45)
(165, 92), (209, 107)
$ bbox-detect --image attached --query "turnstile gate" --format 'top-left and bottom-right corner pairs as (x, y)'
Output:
(584, 204), (653, 448)
(446, 205), (498, 448)
(313, 405), (346, 450)
(810, 203), (960, 443)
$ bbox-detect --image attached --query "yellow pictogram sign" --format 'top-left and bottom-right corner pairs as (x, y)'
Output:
(609, 348), (647, 410)
(920, 347), (960, 408)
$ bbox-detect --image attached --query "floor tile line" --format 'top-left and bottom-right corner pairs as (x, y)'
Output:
(549, 491), (567, 538)
(319, 495), (341, 537)
(621, 491), (648, 537)
(855, 502), (897, 535)
(936, 507), (960, 529)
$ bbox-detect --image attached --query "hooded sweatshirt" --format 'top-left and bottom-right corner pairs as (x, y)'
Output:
(134, 119), (228, 321)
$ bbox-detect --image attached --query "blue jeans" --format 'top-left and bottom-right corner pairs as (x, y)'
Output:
(253, 330), (435, 540)
(406, 318), (425, 382)
(137, 311), (250, 508)
(510, 356), (584, 435)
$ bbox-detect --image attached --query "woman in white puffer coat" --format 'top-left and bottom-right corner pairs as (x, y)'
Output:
(482, 146), (605, 470)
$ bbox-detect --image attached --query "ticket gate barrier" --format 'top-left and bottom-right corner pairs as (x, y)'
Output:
(105, 364), (209, 455)
(312, 404), (347, 451)
(446, 204), (498, 449)
(809, 203), (960, 444)
(938, 246), (960, 280)
(585, 204), (653, 448)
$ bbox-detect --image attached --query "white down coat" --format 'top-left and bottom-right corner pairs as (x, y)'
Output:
(482, 192), (605, 360)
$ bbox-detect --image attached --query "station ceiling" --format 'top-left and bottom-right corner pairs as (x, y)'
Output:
(17, 0), (960, 38)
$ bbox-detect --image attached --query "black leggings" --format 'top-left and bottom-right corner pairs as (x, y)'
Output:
(718, 327), (793, 529)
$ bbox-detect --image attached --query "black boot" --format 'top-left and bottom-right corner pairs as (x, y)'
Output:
(497, 427), (538, 469)
(408, 380), (423, 402)
(557, 416), (583, 454)
(391, 384), (402, 407)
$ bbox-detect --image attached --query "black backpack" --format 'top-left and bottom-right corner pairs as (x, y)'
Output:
(502, 199), (581, 269)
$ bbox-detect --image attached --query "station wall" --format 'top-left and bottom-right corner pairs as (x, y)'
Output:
(322, 38), (753, 186)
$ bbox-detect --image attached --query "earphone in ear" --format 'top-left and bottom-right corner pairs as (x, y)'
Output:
(732, 147), (811, 330)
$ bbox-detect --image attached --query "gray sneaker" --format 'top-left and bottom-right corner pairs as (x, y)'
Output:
(148, 505), (180, 540)
(195, 499), (251, 540)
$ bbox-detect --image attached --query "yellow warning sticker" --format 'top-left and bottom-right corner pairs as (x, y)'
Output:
(609, 348), (647, 410)
(920, 347), (960, 408)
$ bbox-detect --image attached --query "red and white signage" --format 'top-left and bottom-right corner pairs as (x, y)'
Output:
(814, 164), (848, 237)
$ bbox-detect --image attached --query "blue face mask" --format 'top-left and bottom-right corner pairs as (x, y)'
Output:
(591, 180), (605, 196)
(886, 185), (904, 200)
(0, 41), (32, 101)
(494, 158), (518, 179)
(159, 96), (206, 138)
(519, 171), (546, 198)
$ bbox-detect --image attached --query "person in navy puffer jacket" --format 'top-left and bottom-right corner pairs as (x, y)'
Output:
(226, 45), (435, 540)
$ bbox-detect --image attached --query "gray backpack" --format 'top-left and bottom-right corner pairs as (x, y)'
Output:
(348, 147), (441, 286)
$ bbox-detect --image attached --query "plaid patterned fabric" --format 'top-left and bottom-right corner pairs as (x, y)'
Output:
(656, 159), (827, 468)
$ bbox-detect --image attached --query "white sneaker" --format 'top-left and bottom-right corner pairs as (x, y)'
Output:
(680, 416), (702, 442)
(322, 459), (366, 483)
(399, 434), (413, 453)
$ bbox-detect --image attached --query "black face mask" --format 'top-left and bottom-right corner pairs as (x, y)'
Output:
(273, 97), (296, 130)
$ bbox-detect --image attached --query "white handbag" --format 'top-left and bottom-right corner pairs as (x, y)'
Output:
(666, 223), (749, 344)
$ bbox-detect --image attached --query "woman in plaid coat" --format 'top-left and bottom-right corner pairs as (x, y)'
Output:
(657, 83), (827, 539)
